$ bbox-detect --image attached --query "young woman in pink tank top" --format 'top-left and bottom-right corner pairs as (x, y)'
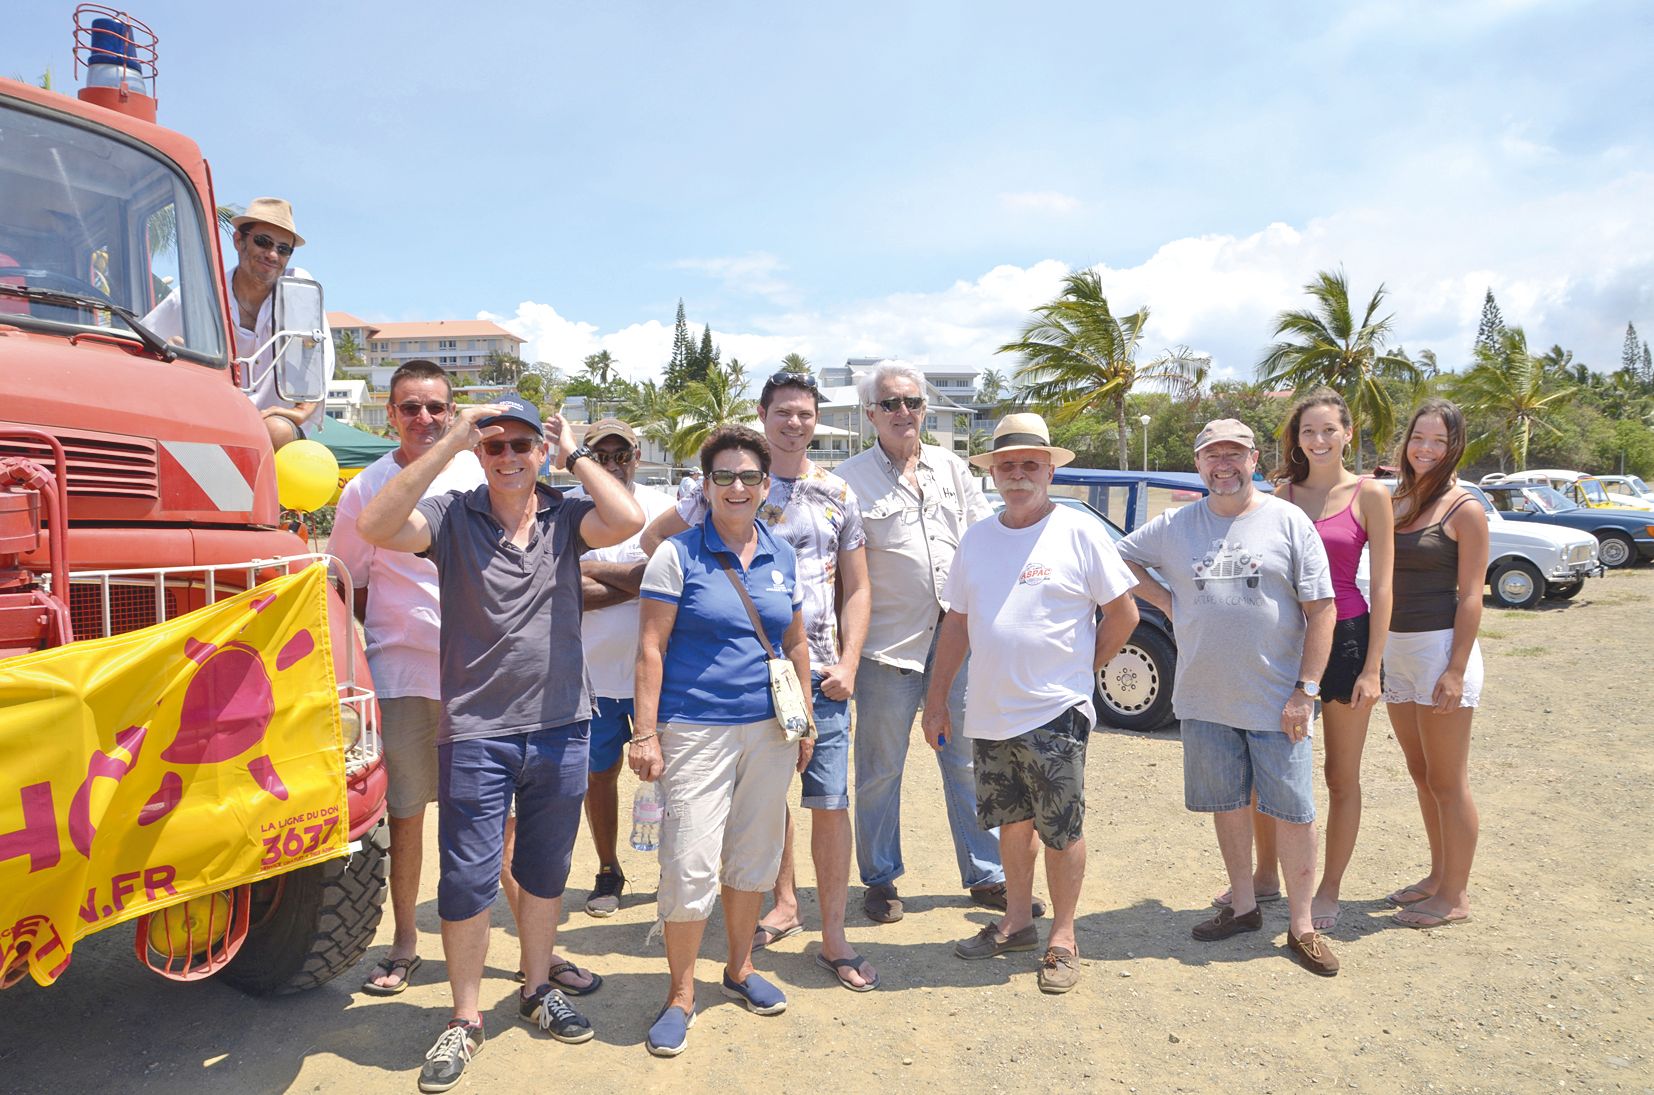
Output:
(1209, 389), (1392, 932)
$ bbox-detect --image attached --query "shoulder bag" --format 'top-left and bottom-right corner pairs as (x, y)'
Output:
(714, 553), (816, 742)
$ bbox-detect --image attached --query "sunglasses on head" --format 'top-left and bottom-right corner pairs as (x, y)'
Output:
(767, 370), (818, 389)
(394, 400), (451, 418)
(592, 448), (635, 467)
(709, 469), (766, 487)
(480, 438), (538, 456)
(872, 395), (925, 413)
(242, 230), (294, 257)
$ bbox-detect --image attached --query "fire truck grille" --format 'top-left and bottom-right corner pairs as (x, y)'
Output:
(69, 583), (178, 640)
(0, 432), (159, 499)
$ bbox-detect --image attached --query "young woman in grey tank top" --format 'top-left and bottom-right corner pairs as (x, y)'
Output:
(1382, 399), (1486, 930)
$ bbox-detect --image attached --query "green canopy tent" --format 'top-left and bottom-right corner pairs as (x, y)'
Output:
(312, 415), (397, 470)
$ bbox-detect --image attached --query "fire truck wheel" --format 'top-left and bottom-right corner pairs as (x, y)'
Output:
(221, 818), (389, 996)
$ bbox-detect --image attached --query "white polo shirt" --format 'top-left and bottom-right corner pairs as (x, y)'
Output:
(566, 481), (677, 699)
(330, 449), (485, 700)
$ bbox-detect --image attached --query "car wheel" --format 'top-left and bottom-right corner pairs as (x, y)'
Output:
(1543, 580), (1584, 600)
(1488, 559), (1544, 609)
(1595, 532), (1635, 568)
(1096, 624), (1176, 732)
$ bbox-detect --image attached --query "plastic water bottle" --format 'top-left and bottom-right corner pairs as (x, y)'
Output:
(629, 780), (662, 852)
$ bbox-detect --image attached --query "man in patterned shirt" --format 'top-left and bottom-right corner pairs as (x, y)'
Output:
(643, 369), (877, 990)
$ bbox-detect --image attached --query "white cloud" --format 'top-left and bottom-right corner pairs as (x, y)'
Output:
(673, 252), (797, 305)
(999, 191), (1082, 215)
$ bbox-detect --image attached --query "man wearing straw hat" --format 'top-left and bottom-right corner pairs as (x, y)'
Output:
(145, 196), (333, 451)
(922, 412), (1140, 994)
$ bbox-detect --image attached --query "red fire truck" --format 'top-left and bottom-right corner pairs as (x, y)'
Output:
(0, 7), (388, 993)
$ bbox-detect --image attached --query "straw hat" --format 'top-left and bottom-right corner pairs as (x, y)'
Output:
(968, 412), (1076, 470)
(230, 197), (305, 248)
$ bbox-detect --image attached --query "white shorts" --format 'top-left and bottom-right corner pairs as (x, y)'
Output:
(1381, 629), (1483, 708)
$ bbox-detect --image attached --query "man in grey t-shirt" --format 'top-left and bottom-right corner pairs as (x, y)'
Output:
(1117, 419), (1339, 977)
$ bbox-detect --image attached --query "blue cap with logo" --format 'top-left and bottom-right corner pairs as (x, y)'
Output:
(479, 395), (542, 435)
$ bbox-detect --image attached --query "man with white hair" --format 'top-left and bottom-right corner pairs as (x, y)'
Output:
(834, 361), (1026, 925)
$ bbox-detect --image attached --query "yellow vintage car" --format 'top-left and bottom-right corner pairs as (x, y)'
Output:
(1480, 469), (1654, 512)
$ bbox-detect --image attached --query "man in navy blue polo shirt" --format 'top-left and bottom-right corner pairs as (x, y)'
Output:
(358, 396), (644, 1092)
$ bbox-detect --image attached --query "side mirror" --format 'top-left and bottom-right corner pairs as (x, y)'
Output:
(271, 277), (327, 403)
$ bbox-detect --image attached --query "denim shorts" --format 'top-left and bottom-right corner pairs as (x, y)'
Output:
(588, 696), (635, 773)
(1181, 718), (1315, 824)
(436, 721), (589, 921)
(800, 675), (850, 810)
(972, 705), (1090, 850)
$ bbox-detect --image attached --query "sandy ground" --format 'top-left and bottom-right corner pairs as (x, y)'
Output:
(3, 546), (1651, 1093)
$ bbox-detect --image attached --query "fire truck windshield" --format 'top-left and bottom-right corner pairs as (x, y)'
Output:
(0, 100), (225, 361)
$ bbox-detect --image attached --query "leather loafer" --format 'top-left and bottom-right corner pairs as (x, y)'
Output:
(862, 882), (903, 924)
(970, 882), (1047, 918)
(1287, 930), (1340, 976)
(1191, 903), (1263, 941)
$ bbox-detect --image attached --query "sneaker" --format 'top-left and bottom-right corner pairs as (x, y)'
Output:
(1037, 946), (1081, 994)
(1191, 904), (1264, 942)
(584, 866), (625, 918)
(646, 1004), (696, 1057)
(970, 882), (1048, 918)
(862, 882), (904, 924)
(518, 984), (595, 1044)
(720, 971), (788, 1015)
(1287, 930), (1340, 977)
(953, 922), (1040, 960)
(418, 1020), (484, 1093)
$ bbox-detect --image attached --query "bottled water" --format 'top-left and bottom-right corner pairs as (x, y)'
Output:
(629, 779), (662, 852)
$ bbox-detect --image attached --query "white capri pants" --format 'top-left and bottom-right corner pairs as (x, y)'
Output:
(657, 718), (795, 922)
(1381, 629), (1484, 708)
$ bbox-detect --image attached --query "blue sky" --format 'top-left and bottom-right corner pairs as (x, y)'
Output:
(11, 1), (1653, 383)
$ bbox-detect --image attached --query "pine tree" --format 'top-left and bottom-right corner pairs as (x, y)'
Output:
(1622, 322), (1640, 375)
(662, 300), (693, 391)
(1474, 289), (1506, 354)
(687, 326), (715, 385)
(1642, 341), (1653, 388)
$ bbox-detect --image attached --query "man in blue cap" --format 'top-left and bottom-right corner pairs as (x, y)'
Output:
(358, 396), (644, 1090)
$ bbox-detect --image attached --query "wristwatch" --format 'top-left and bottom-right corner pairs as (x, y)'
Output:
(1295, 680), (1321, 699)
(564, 444), (594, 473)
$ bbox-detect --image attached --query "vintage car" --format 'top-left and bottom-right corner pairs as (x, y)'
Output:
(1481, 469), (1654, 512)
(1595, 474), (1654, 510)
(1479, 483), (1654, 568)
(1193, 539), (1262, 590)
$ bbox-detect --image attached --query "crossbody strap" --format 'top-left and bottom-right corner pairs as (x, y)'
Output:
(715, 552), (779, 660)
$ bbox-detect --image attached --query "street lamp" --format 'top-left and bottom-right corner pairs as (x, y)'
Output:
(1139, 414), (1151, 471)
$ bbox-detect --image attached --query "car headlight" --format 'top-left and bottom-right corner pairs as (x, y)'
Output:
(338, 701), (363, 748)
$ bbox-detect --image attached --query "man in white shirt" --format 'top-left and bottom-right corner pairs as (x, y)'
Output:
(566, 419), (677, 918)
(331, 360), (484, 995)
(144, 196), (334, 451)
(922, 414), (1139, 995)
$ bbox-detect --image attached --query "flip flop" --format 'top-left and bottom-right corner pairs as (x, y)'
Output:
(1394, 908), (1470, 930)
(751, 921), (803, 951)
(815, 952), (878, 992)
(361, 954), (421, 996)
(548, 960), (603, 996)
(1385, 885), (1435, 907)
(1311, 909), (1341, 932)
(1213, 886), (1282, 908)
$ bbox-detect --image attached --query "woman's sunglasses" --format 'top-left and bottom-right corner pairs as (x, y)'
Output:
(709, 469), (766, 487)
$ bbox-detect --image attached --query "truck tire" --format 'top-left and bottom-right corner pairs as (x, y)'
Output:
(221, 818), (388, 996)
(1488, 559), (1544, 609)
(1595, 532), (1634, 569)
(1096, 624), (1176, 732)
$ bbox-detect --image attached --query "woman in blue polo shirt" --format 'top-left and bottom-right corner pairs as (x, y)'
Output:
(630, 425), (813, 1057)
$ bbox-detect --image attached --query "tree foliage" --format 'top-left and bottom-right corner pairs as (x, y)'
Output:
(663, 299), (693, 392)
(1474, 289), (1506, 355)
(1452, 327), (1578, 471)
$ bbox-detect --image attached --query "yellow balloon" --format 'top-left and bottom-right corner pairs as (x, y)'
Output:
(275, 439), (339, 513)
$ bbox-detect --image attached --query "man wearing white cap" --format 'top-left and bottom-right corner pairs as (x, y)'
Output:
(145, 196), (333, 451)
(1115, 418), (1340, 977)
(922, 413), (1140, 994)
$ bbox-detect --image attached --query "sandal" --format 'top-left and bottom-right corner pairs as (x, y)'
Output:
(1384, 885), (1434, 907)
(361, 954), (421, 996)
(548, 960), (603, 996)
(751, 921), (803, 951)
(815, 952), (878, 992)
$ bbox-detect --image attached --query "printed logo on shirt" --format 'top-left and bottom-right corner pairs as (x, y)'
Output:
(1190, 539), (1264, 607)
(1018, 562), (1053, 587)
(768, 569), (788, 592)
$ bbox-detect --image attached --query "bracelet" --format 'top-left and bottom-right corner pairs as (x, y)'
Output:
(629, 733), (658, 745)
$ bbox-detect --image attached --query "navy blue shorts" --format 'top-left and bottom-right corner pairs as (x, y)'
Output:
(436, 721), (589, 921)
(588, 696), (635, 773)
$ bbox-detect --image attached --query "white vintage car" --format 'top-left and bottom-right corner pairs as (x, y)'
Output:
(1481, 469), (1654, 512)
(1361, 480), (1603, 609)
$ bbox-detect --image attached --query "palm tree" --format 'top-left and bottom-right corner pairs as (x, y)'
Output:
(998, 270), (1208, 469)
(674, 366), (756, 455)
(778, 352), (811, 376)
(1256, 269), (1419, 470)
(1453, 327), (1577, 471)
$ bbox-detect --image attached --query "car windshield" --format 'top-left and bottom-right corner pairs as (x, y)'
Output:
(1525, 485), (1575, 513)
(1632, 476), (1652, 496)
(0, 99), (224, 358)
(1579, 479), (1610, 504)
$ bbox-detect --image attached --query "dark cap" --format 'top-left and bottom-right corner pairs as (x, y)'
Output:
(479, 395), (542, 435)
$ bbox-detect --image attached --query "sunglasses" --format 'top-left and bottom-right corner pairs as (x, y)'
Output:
(767, 370), (818, 389)
(871, 395), (925, 413)
(480, 438), (538, 456)
(394, 400), (451, 418)
(708, 469), (766, 487)
(592, 448), (635, 467)
(242, 230), (294, 258)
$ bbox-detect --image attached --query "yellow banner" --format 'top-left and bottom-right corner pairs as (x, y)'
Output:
(0, 564), (347, 987)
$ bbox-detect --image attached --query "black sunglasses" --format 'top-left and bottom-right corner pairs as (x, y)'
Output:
(871, 395), (925, 413)
(592, 448), (635, 467)
(242, 230), (294, 257)
(767, 370), (818, 389)
(394, 400), (451, 418)
(480, 438), (538, 456)
(708, 469), (766, 487)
